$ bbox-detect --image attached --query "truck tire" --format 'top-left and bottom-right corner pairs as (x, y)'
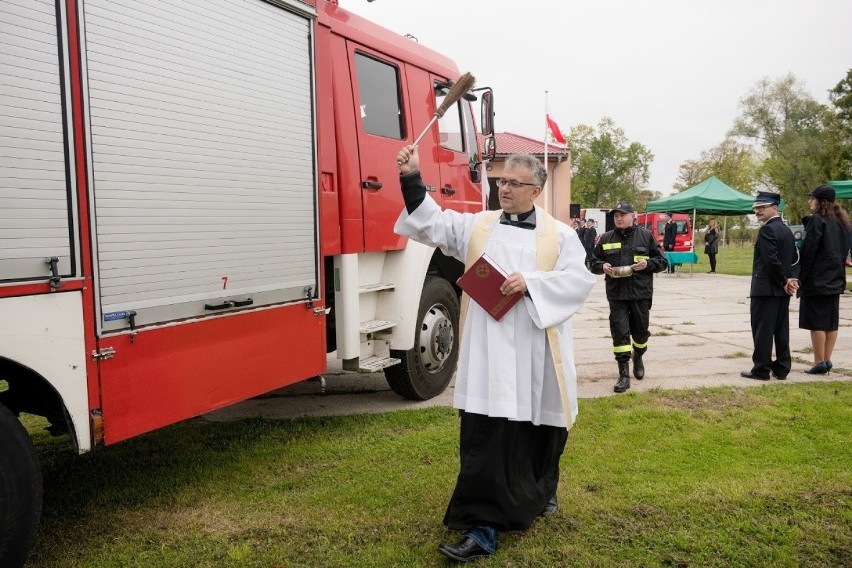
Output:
(0, 404), (42, 568)
(385, 276), (459, 400)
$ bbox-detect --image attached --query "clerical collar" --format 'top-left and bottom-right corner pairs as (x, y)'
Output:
(500, 209), (536, 229)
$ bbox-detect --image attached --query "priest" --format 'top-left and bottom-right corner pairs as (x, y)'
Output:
(394, 146), (596, 562)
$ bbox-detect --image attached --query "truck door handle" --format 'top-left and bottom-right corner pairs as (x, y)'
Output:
(441, 186), (456, 195)
(361, 180), (383, 190)
(204, 298), (253, 311)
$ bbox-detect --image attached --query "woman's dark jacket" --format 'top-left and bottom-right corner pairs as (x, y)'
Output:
(704, 228), (719, 255)
(794, 213), (851, 296)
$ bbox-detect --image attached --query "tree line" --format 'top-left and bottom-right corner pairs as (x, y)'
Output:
(565, 69), (852, 226)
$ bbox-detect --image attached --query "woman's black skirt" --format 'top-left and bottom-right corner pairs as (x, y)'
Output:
(799, 294), (840, 331)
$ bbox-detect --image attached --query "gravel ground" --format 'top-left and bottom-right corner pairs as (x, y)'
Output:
(203, 273), (851, 422)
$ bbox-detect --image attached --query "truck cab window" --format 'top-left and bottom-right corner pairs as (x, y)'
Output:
(436, 89), (464, 153)
(354, 53), (404, 139)
(436, 84), (479, 166)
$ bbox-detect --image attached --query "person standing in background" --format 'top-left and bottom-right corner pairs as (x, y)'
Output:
(662, 211), (677, 273)
(741, 192), (797, 381)
(789, 185), (851, 375)
(704, 219), (720, 273)
(581, 217), (597, 265)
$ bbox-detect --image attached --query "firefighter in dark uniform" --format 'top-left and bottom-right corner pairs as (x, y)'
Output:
(589, 201), (668, 393)
(740, 191), (798, 380)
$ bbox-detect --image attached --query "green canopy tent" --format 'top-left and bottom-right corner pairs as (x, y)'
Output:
(646, 176), (754, 216)
(645, 176), (757, 252)
(828, 180), (852, 199)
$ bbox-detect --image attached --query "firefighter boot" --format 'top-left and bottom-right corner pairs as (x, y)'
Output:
(614, 359), (631, 393)
(632, 351), (645, 380)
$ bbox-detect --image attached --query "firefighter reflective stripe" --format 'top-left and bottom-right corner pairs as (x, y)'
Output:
(632, 339), (648, 349)
(602, 242), (622, 251)
(613, 344), (632, 353)
(633, 255), (649, 262)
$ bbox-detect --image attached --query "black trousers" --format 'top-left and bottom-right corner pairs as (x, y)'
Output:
(707, 253), (717, 272)
(608, 299), (652, 361)
(749, 296), (791, 377)
(443, 412), (568, 532)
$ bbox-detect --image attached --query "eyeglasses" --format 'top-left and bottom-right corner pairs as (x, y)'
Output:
(752, 205), (772, 212)
(496, 178), (538, 189)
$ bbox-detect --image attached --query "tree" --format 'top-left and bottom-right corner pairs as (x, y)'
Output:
(825, 68), (852, 179)
(729, 74), (829, 221)
(674, 138), (759, 194)
(673, 138), (761, 230)
(829, 68), (852, 125)
(567, 117), (654, 209)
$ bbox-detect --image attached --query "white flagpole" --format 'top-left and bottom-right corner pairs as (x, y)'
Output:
(544, 90), (549, 214)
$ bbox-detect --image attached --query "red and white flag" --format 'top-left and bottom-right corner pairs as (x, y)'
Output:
(546, 113), (566, 144)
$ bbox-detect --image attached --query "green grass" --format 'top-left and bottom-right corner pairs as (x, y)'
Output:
(23, 383), (852, 567)
(699, 245), (852, 288)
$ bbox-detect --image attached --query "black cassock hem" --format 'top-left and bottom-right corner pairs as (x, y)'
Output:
(443, 411), (568, 532)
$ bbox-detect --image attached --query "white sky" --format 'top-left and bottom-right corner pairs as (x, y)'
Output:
(336, 0), (852, 195)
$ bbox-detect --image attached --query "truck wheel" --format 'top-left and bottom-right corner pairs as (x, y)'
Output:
(385, 276), (459, 400)
(0, 404), (42, 568)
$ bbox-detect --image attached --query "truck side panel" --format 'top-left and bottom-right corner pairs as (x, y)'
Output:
(77, 0), (327, 443)
(98, 304), (324, 444)
(0, 0), (78, 284)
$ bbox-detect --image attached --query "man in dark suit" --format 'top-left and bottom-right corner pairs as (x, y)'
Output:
(581, 218), (597, 264)
(741, 192), (798, 380)
(662, 212), (677, 273)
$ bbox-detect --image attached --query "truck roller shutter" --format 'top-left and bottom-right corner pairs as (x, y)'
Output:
(0, 0), (76, 284)
(81, 0), (319, 332)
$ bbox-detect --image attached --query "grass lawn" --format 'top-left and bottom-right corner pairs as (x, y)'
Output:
(693, 244), (852, 288)
(24, 382), (852, 567)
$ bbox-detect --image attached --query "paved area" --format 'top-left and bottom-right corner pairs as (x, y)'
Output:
(203, 273), (851, 422)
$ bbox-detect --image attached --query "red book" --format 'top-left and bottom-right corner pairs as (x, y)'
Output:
(456, 254), (522, 321)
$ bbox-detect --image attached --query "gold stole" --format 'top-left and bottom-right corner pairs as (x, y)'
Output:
(459, 209), (573, 428)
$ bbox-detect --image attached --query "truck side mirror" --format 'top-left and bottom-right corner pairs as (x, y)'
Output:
(481, 135), (496, 161)
(480, 90), (494, 136)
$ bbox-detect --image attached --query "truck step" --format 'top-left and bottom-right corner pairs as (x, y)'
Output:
(359, 356), (401, 373)
(359, 282), (395, 293)
(360, 319), (396, 334)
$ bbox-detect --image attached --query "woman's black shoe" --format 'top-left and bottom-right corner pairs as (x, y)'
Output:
(804, 361), (829, 375)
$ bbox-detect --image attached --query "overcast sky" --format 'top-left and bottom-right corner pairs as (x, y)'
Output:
(337, 0), (851, 195)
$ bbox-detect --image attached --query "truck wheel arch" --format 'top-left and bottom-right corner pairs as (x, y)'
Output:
(0, 357), (79, 454)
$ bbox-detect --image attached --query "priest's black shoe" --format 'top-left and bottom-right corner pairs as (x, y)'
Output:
(437, 536), (493, 562)
(541, 494), (558, 516)
(740, 370), (769, 380)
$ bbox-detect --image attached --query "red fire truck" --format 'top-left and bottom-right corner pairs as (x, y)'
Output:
(635, 212), (693, 252)
(0, 0), (495, 563)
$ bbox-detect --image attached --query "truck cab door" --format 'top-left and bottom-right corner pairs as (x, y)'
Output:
(432, 75), (483, 214)
(347, 46), (439, 251)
